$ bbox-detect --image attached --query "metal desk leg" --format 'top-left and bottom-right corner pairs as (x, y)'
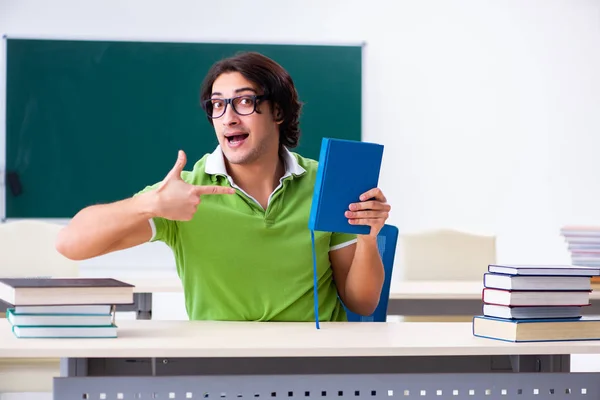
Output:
(0, 300), (9, 316)
(387, 298), (482, 316)
(115, 292), (153, 319)
(135, 292), (153, 320)
(510, 355), (570, 372)
(60, 358), (88, 377)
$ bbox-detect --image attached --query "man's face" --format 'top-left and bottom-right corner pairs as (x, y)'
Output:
(210, 72), (280, 165)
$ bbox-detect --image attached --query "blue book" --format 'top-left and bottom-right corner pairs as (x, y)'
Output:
(307, 138), (384, 329)
(308, 138), (384, 235)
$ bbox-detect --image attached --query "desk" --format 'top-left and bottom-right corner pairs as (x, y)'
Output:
(4, 278), (600, 320)
(120, 278), (600, 320)
(1, 320), (599, 399)
(117, 277), (183, 319)
(387, 281), (486, 316)
(388, 281), (600, 316)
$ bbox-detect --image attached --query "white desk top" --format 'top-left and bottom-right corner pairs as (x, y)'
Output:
(390, 281), (600, 300)
(3, 320), (600, 359)
(128, 277), (182, 294)
(123, 277), (485, 298)
(123, 277), (600, 301)
(389, 281), (483, 300)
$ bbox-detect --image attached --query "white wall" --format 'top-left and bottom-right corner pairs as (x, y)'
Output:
(2, 0), (600, 384)
(1, 0), (600, 274)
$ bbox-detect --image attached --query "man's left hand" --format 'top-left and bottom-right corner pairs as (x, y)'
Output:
(345, 188), (391, 237)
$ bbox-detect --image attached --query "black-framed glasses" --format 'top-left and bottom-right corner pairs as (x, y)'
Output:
(202, 94), (268, 119)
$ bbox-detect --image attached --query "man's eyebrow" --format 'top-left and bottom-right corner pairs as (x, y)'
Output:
(211, 87), (257, 97)
(235, 87), (257, 94)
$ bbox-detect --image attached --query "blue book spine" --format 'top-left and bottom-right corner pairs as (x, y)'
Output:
(308, 138), (331, 231)
(308, 138), (332, 329)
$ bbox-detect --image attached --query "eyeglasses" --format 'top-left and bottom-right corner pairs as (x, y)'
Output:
(202, 94), (268, 119)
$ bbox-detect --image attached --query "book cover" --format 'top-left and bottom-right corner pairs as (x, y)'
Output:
(488, 264), (600, 277)
(0, 278), (133, 288)
(482, 288), (591, 307)
(308, 138), (384, 235)
(13, 304), (113, 315)
(472, 315), (600, 342)
(6, 308), (114, 326)
(0, 277), (135, 306)
(483, 272), (592, 291)
(307, 137), (384, 329)
(11, 324), (118, 339)
(482, 303), (584, 320)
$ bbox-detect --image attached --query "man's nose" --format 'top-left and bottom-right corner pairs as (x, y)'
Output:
(221, 104), (240, 126)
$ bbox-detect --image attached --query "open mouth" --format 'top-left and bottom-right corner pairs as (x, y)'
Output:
(226, 133), (249, 147)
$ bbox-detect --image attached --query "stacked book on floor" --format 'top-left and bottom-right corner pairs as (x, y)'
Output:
(472, 264), (600, 342)
(0, 277), (134, 338)
(561, 226), (600, 284)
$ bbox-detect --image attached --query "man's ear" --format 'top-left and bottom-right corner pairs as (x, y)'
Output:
(273, 105), (284, 124)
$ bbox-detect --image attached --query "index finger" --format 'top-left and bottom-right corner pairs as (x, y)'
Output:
(194, 185), (236, 195)
(360, 188), (386, 202)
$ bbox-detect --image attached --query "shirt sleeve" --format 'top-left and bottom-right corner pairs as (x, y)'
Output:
(133, 183), (178, 248)
(329, 232), (357, 251)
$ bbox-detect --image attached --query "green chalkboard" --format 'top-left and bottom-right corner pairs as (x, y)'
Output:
(5, 38), (362, 218)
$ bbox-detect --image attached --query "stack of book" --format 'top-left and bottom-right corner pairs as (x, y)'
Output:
(472, 264), (600, 342)
(0, 277), (134, 338)
(561, 226), (600, 283)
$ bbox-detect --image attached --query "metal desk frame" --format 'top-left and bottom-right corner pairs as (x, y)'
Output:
(55, 354), (599, 400)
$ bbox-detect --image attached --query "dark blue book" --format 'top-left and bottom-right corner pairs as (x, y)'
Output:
(308, 138), (384, 235)
(307, 138), (384, 329)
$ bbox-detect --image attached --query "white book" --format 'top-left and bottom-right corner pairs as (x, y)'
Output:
(12, 324), (117, 338)
(483, 288), (591, 306)
(483, 304), (583, 319)
(564, 237), (600, 244)
(14, 304), (112, 315)
(488, 264), (600, 276)
(483, 273), (591, 291)
(7, 308), (113, 327)
(0, 277), (134, 306)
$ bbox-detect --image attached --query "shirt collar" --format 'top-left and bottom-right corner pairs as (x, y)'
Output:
(205, 145), (306, 178)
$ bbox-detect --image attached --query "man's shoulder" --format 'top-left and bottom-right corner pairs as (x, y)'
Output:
(289, 151), (318, 175)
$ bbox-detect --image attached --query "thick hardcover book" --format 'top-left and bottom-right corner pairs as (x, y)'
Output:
(473, 315), (600, 342)
(0, 278), (133, 288)
(0, 277), (134, 306)
(308, 138), (384, 329)
(308, 138), (384, 235)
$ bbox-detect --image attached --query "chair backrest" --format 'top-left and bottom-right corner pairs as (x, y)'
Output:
(345, 224), (399, 322)
(0, 220), (79, 278)
(399, 229), (496, 281)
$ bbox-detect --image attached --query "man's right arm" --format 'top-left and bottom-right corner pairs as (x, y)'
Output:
(55, 191), (157, 261)
(55, 150), (235, 261)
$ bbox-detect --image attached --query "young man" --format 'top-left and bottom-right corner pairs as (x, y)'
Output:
(56, 52), (391, 322)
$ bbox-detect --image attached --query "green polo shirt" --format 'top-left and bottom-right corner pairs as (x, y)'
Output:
(135, 146), (356, 322)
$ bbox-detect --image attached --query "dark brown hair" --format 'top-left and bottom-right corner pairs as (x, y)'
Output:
(200, 51), (302, 149)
